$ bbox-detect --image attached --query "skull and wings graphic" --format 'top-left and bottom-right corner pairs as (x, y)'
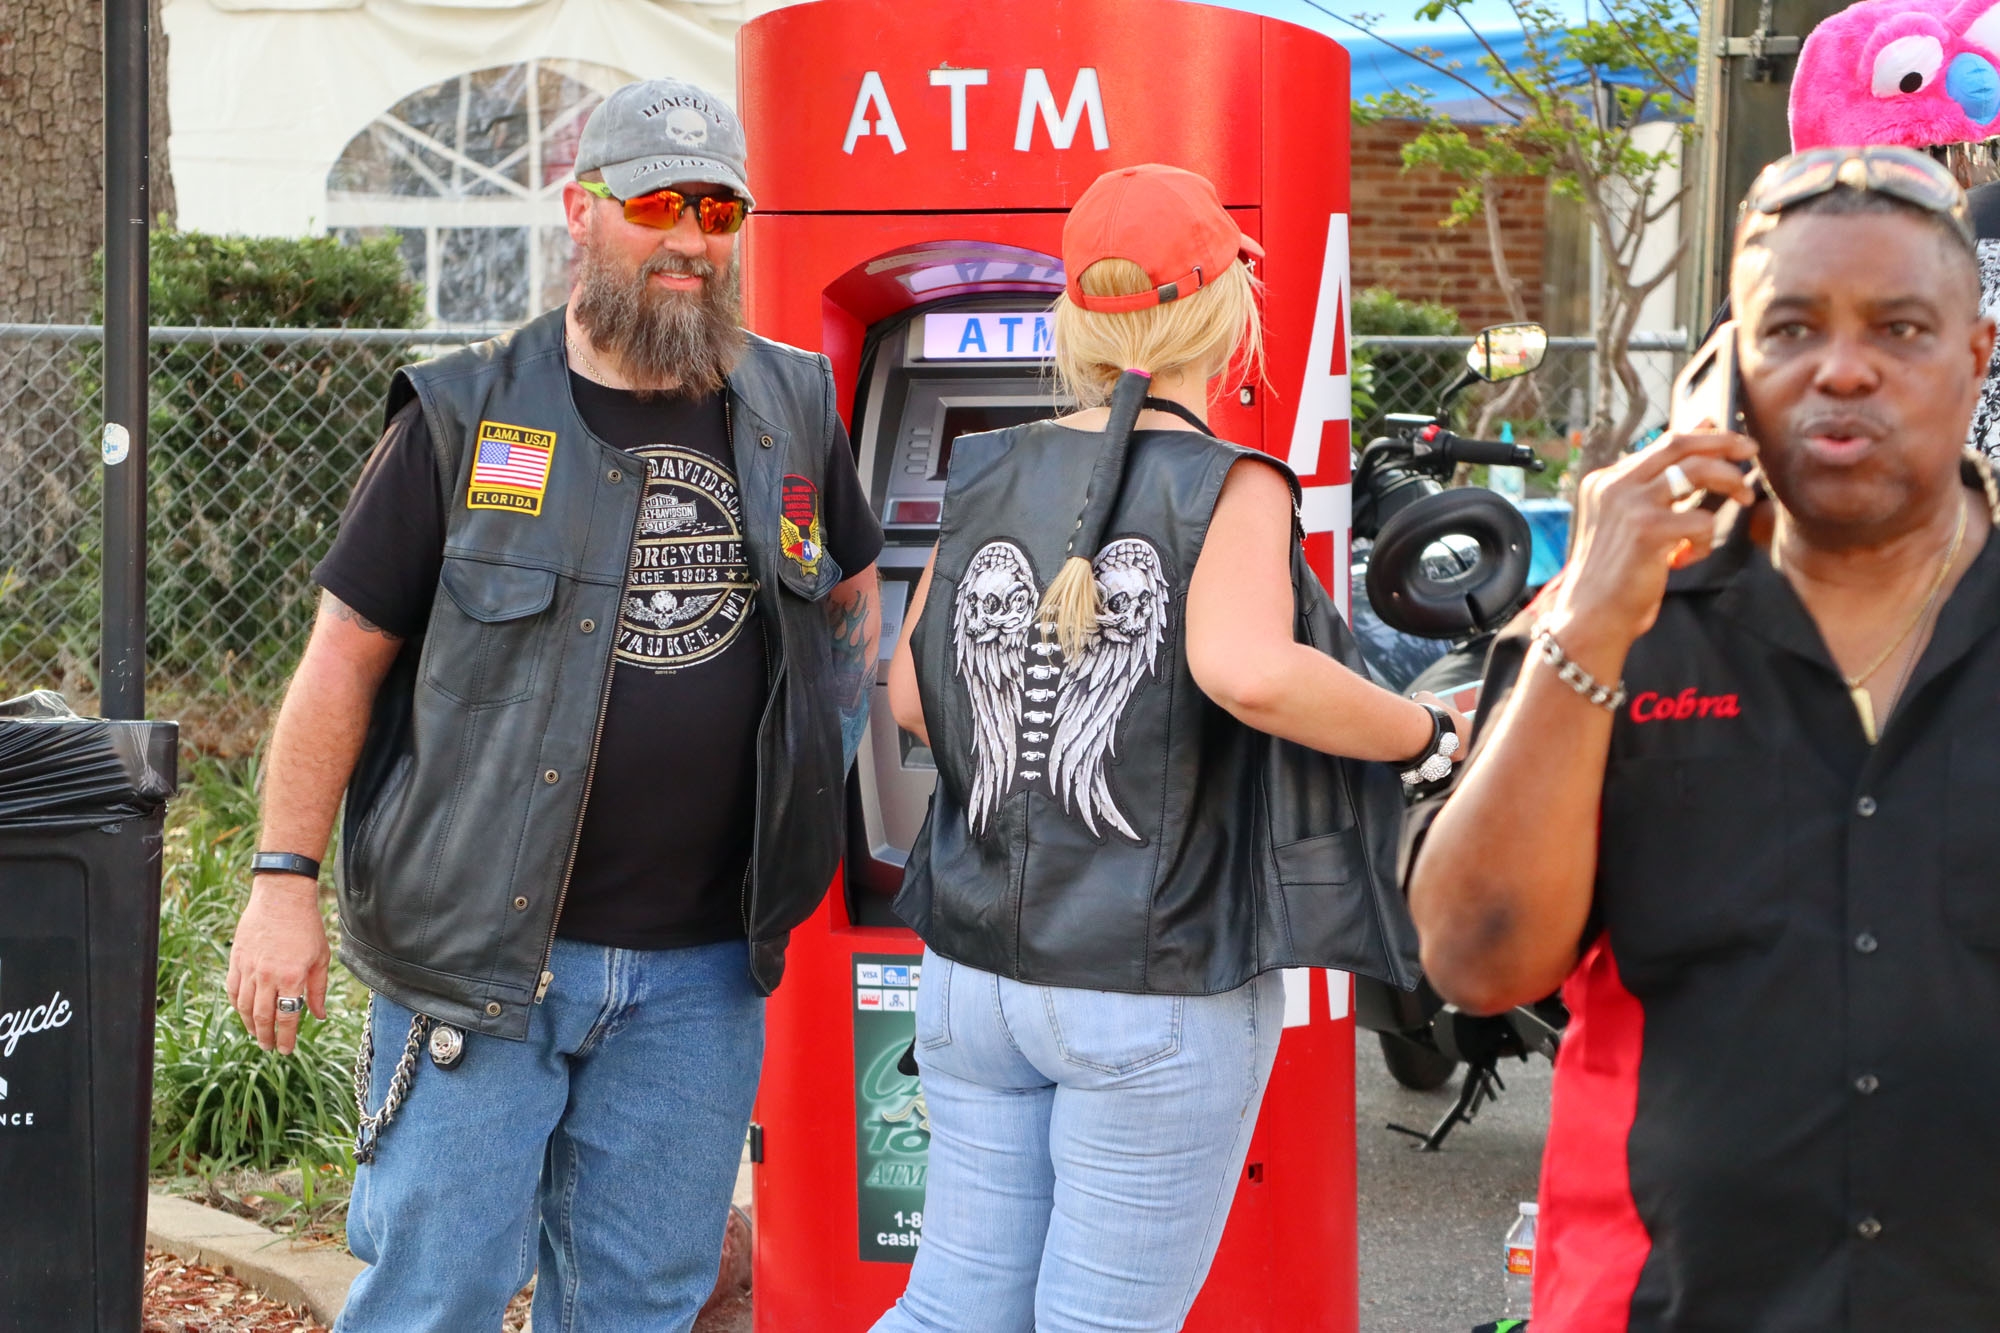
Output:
(951, 537), (1170, 843)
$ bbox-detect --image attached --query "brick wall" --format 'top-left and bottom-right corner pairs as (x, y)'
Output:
(1350, 118), (1550, 330)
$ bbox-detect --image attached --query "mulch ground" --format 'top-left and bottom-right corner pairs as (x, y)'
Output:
(141, 1249), (326, 1333)
(140, 1251), (534, 1332)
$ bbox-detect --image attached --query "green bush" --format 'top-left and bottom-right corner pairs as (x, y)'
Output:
(1351, 286), (1466, 438)
(67, 230), (424, 750)
(152, 753), (365, 1174)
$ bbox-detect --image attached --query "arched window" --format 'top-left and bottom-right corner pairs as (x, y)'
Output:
(327, 59), (634, 326)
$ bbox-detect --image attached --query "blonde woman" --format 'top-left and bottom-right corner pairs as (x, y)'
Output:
(871, 164), (1465, 1333)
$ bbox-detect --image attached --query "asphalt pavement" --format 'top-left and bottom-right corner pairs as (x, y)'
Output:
(1355, 1034), (1552, 1333)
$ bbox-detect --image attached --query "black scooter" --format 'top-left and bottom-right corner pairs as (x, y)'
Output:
(1348, 323), (1571, 1150)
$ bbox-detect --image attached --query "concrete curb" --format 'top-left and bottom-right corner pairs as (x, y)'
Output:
(146, 1192), (361, 1325)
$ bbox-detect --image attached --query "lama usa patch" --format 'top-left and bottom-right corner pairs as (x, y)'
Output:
(467, 420), (557, 515)
(780, 473), (825, 577)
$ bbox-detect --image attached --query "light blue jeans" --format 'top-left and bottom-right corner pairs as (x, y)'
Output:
(334, 937), (763, 1333)
(871, 950), (1284, 1333)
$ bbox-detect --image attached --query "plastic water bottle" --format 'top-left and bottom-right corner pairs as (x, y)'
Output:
(1488, 422), (1526, 504)
(1503, 1201), (1539, 1319)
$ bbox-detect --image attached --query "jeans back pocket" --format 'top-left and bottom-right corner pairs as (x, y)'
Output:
(1042, 985), (1184, 1077)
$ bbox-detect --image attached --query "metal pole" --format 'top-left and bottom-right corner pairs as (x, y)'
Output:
(101, 0), (149, 720)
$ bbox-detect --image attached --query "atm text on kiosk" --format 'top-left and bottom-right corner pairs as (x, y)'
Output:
(739, 2), (1361, 1327)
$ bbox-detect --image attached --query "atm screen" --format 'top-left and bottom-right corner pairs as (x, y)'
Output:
(932, 403), (1053, 479)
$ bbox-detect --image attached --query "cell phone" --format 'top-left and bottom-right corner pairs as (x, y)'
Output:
(1669, 320), (1744, 438)
(1668, 320), (1752, 511)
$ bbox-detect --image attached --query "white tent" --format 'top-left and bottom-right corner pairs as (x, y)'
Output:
(161, 0), (783, 322)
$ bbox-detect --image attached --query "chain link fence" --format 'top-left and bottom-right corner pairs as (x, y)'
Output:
(0, 325), (1684, 752)
(1354, 332), (1689, 472)
(0, 324), (486, 752)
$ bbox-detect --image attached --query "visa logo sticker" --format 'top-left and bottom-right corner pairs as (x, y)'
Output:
(857, 964), (883, 986)
(922, 311), (1055, 361)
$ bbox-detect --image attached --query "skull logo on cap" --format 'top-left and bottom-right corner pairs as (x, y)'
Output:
(664, 107), (710, 148)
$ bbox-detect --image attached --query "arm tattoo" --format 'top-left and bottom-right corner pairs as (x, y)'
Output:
(323, 591), (405, 642)
(826, 588), (875, 769)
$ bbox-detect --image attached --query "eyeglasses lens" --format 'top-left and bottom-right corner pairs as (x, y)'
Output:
(619, 189), (747, 235)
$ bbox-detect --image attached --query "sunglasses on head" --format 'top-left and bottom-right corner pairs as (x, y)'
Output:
(578, 180), (749, 235)
(1743, 146), (1973, 248)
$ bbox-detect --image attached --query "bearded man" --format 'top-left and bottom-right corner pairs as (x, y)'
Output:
(225, 78), (882, 1331)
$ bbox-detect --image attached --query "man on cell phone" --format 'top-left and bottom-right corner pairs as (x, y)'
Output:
(1408, 145), (2000, 1331)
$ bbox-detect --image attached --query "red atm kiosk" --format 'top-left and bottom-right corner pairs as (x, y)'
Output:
(739, 3), (1361, 1327)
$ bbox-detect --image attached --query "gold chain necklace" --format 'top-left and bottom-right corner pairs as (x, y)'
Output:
(1841, 493), (1967, 744)
(566, 327), (618, 387)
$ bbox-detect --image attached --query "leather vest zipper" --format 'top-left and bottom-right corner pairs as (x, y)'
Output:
(532, 413), (678, 1003)
(739, 389), (773, 935)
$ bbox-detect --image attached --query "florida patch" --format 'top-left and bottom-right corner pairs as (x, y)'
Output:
(779, 473), (825, 577)
(467, 420), (556, 515)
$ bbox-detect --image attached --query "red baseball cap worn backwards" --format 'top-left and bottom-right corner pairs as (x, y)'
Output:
(1063, 164), (1263, 315)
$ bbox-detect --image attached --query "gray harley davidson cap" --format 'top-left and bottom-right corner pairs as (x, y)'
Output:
(575, 78), (754, 209)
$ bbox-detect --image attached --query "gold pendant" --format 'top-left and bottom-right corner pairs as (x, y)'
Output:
(1850, 685), (1878, 745)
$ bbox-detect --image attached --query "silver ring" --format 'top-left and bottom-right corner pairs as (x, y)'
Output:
(1663, 462), (1695, 501)
(276, 995), (307, 1016)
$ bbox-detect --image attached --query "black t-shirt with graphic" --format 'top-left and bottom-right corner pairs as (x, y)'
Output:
(314, 374), (883, 949)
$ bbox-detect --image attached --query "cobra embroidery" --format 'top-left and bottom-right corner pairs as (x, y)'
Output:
(951, 537), (1170, 842)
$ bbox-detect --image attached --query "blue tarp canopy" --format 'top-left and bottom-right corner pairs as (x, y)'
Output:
(1205, 0), (1599, 121)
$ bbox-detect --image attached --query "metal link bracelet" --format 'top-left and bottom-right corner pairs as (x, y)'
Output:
(1531, 627), (1628, 712)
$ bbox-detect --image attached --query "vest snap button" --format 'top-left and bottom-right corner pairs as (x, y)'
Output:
(543, 769), (560, 785)
(760, 434), (773, 448)
(484, 1001), (503, 1018)
(513, 896), (529, 911)
(607, 468), (622, 484)
(580, 619), (596, 633)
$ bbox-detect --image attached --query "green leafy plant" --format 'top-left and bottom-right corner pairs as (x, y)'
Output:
(49, 231), (426, 749)
(1350, 286), (1465, 437)
(152, 754), (364, 1176)
(1348, 0), (1697, 475)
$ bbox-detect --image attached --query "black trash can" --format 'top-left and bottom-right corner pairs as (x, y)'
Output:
(0, 690), (178, 1331)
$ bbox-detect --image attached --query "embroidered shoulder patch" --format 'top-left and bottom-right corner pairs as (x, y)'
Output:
(467, 420), (557, 515)
(779, 473), (825, 577)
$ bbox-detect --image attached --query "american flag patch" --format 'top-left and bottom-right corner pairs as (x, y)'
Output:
(466, 420), (557, 515)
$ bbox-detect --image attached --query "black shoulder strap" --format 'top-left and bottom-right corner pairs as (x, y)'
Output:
(1141, 396), (1216, 436)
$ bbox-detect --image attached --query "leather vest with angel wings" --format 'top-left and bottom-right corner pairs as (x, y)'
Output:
(896, 420), (1281, 995)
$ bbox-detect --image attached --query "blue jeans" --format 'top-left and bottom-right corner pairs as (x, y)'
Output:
(334, 937), (763, 1333)
(871, 951), (1284, 1333)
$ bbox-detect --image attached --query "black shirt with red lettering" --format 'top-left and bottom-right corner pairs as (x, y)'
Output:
(315, 374), (881, 950)
(1413, 472), (2000, 1330)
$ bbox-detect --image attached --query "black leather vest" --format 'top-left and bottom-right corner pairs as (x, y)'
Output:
(897, 418), (1421, 996)
(336, 308), (848, 1037)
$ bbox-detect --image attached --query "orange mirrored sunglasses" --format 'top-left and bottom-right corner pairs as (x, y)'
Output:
(579, 180), (749, 235)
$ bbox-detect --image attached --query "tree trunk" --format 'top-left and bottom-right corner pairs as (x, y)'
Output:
(0, 0), (174, 321)
(0, 0), (173, 698)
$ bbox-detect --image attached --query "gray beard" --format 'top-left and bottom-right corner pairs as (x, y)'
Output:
(570, 239), (746, 399)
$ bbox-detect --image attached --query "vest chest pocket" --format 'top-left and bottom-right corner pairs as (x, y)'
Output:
(424, 556), (559, 708)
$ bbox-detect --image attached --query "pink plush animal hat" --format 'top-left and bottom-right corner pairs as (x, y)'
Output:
(1790, 0), (2000, 151)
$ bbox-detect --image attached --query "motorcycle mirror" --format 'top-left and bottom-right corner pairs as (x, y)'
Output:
(1465, 323), (1549, 383)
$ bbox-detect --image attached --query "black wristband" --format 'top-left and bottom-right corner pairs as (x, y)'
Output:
(1397, 704), (1448, 769)
(252, 852), (321, 881)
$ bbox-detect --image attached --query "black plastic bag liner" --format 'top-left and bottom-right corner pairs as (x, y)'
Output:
(0, 691), (176, 831)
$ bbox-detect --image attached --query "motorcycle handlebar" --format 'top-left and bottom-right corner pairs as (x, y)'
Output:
(1438, 432), (1545, 472)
